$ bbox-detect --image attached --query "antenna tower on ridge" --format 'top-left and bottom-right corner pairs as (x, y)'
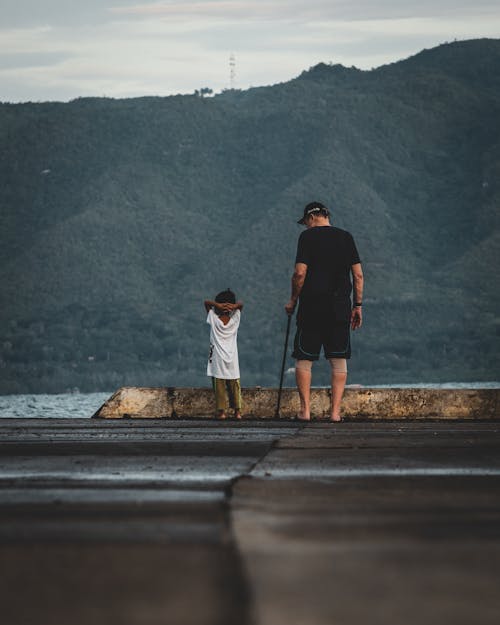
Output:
(229, 53), (236, 89)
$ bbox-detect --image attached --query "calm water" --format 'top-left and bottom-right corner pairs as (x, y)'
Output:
(0, 383), (498, 419)
(0, 392), (111, 419)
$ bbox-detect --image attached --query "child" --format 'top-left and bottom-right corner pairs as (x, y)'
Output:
(204, 289), (243, 420)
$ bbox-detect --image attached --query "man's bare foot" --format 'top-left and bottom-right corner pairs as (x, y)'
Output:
(234, 410), (242, 420)
(217, 410), (227, 420)
(330, 414), (343, 422)
(297, 412), (311, 421)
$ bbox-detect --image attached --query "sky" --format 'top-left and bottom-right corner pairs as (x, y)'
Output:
(0, 0), (499, 102)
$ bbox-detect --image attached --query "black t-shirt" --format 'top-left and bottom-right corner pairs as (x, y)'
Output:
(295, 226), (361, 325)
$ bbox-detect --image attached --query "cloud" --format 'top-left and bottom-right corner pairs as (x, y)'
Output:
(0, 0), (499, 101)
(109, 1), (264, 19)
(0, 0), (144, 28)
(0, 51), (72, 70)
(107, 0), (500, 22)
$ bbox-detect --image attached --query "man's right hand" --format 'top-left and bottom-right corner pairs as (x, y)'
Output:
(285, 300), (296, 316)
(351, 307), (362, 330)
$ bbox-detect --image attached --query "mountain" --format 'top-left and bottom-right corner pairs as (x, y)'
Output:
(1, 39), (499, 393)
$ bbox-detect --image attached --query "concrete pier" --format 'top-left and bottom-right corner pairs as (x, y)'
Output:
(93, 386), (499, 419)
(0, 417), (499, 625)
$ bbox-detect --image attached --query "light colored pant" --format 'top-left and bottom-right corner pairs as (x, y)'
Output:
(212, 377), (242, 411)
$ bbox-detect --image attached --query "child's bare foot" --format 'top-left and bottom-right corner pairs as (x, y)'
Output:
(217, 410), (227, 420)
(234, 410), (242, 420)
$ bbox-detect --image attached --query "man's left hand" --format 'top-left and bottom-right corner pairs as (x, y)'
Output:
(285, 300), (296, 316)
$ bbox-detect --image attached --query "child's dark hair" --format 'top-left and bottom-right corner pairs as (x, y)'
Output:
(215, 288), (236, 304)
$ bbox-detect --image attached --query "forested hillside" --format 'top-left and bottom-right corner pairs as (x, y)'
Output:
(1, 38), (499, 393)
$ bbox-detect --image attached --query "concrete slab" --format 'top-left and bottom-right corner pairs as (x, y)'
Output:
(231, 421), (500, 625)
(249, 447), (500, 477)
(275, 421), (500, 449)
(0, 452), (263, 488)
(0, 420), (299, 490)
(227, 538), (500, 625)
(1, 544), (251, 625)
(0, 420), (287, 625)
(1, 419), (500, 625)
(0, 418), (298, 442)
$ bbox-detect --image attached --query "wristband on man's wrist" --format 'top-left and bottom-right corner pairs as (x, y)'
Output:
(354, 302), (362, 307)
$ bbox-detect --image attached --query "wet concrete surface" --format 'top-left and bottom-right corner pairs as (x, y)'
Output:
(232, 421), (500, 625)
(0, 419), (499, 625)
(0, 419), (297, 625)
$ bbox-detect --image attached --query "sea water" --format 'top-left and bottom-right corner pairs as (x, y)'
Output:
(0, 383), (498, 419)
(0, 392), (111, 419)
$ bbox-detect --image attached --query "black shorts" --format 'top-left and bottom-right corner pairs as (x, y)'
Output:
(292, 322), (351, 361)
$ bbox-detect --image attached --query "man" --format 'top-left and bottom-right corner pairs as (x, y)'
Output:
(285, 201), (363, 421)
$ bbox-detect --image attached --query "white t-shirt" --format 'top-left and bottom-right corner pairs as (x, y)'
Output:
(206, 309), (240, 379)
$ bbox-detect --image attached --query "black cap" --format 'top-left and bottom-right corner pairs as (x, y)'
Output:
(297, 201), (329, 224)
